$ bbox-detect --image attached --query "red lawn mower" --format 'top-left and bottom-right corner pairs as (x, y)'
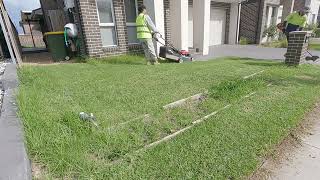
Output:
(153, 33), (193, 63)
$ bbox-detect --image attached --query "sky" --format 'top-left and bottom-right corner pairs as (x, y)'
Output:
(3, 0), (41, 34)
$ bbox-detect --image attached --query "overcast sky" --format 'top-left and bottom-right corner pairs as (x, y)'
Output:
(4, 0), (41, 34)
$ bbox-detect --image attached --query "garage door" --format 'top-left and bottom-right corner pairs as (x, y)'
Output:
(210, 8), (226, 46)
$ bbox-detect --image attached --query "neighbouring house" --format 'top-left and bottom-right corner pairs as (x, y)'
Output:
(19, 10), (46, 48)
(281, 0), (320, 25)
(239, 0), (283, 44)
(20, 10), (43, 35)
(38, 0), (244, 57)
(187, 0), (242, 49)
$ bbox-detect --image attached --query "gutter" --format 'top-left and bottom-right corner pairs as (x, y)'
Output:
(236, 2), (241, 43)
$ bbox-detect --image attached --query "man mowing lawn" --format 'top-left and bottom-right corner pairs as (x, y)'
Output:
(282, 7), (309, 41)
(136, 5), (160, 65)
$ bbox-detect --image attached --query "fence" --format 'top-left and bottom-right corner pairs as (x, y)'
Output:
(19, 35), (46, 48)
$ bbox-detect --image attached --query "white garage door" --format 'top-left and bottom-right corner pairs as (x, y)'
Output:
(210, 8), (226, 46)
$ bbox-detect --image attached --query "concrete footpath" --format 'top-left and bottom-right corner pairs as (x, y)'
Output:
(0, 63), (31, 179)
(194, 45), (320, 61)
(253, 103), (320, 180)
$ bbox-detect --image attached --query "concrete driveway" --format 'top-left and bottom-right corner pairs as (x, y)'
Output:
(194, 45), (320, 61)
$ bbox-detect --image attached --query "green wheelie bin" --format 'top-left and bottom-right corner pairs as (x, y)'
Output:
(44, 32), (68, 62)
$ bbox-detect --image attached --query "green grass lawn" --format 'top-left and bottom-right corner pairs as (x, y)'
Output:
(309, 43), (320, 51)
(18, 56), (320, 179)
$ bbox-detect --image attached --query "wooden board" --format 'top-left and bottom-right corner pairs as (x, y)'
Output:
(48, 10), (66, 31)
(0, 1), (22, 66)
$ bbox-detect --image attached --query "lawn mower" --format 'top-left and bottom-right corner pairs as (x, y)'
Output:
(153, 33), (193, 63)
(306, 50), (320, 61)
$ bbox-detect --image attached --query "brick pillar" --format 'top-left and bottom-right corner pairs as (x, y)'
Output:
(112, 0), (128, 54)
(163, 0), (171, 45)
(285, 31), (312, 66)
(77, 0), (104, 57)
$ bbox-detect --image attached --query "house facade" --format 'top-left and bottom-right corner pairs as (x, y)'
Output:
(281, 0), (320, 25)
(239, 0), (282, 44)
(70, 0), (244, 58)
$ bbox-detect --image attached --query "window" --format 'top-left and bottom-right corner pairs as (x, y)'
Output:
(265, 6), (270, 27)
(96, 0), (117, 46)
(124, 0), (139, 44)
(265, 6), (277, 27)
(271, 7), (277, 25)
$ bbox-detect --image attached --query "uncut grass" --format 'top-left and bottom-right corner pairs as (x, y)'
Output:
(30, 64), (320, 179)
(19, 56), (271, 177)
(101, 64), (320, 179)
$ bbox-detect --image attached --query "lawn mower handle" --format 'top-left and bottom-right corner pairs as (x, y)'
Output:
(152, 32), (181, 53)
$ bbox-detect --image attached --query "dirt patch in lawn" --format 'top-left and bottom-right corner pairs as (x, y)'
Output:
(32, 162), (52, 180)
(248, 102), (320, 180)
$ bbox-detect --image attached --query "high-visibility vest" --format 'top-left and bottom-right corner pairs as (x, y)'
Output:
(136, 13), (152, 39)
(286, 12), (307, 27)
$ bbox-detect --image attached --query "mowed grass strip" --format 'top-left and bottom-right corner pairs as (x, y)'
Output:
(18, 56), (320, 178)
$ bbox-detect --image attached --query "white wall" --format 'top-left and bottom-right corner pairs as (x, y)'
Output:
(193, 0), (210, 55)
(169, 0), (189, 50)
(188, 5), (193, 48)
(229, 3), (240, 44)
(307, 0), (320, 24)
(144, 0), (165, 55)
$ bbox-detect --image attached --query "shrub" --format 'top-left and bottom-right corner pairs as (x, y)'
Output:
(304, 23), (319, 37)
(277, 39), (288, 48)
(239, 37), (249, 45)
(263, 25), (278, 41)
(314, 28), (320, 38)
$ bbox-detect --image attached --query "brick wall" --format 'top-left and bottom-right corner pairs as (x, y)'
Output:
(77, 0), (143, 58)
(240, 0), (262, 43)
(163, 0), (171, 45)
(240, 0), (280, 44)
(77, 0), (104, 57)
